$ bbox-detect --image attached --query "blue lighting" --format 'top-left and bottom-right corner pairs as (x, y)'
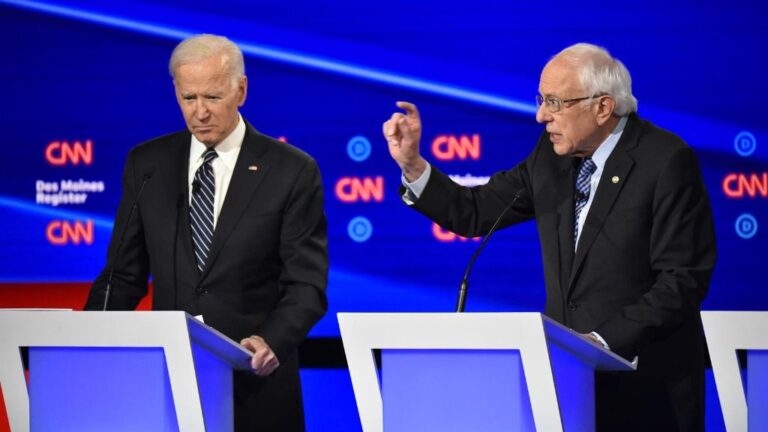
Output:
(0, 195), (113, 229)
(0, 0), (537, 114)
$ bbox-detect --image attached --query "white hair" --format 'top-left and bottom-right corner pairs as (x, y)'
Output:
(555, 43), (638, 115)
(169, 34), (245, 85)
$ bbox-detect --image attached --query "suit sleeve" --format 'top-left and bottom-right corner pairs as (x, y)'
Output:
(84, 151), (150, 310)
(409, 161), (536, 237)
(255, 157), (328, 361)
(595, 146), (716, 358)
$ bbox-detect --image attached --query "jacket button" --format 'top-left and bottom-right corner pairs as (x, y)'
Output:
(197, 289), (208, 296)
(568, 302), (577, 311)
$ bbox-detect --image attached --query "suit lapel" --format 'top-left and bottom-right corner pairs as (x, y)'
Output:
(555, 158), (577, 295)
(568, 115), (641, 292)
(198, 123), (271, 283)
(171, 132), (197, 273)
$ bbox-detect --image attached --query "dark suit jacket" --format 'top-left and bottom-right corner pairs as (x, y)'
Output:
(410, 113), (716, 431)
(86, 120), (328, 431)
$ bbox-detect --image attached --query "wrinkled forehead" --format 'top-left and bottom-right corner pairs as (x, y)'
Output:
(174, 53), (234, 79)
(174, 58), (237, 89)
(538, 56), (583, 97)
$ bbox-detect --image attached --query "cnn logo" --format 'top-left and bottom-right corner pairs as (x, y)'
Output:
(432, 223), (480, 242)
(335, 176), (384, 203)
(722, 173), (768, 198)
(46, 220), (94, 245)
(432, 134), (481, 161)
(45, 140), (93, 166)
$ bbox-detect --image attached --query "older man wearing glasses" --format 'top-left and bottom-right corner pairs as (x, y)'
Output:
(383, 43), (716, 431)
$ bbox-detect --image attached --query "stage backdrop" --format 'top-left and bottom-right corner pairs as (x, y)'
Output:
(1, 1), (766, 430)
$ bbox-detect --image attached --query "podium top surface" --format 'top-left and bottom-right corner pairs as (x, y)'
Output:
(338, 312), (635, 371)
(0, 310), (253, 370)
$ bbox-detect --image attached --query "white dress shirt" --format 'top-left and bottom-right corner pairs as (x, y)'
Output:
(574, 116), (627, 248)
(187, 114), (245, 228)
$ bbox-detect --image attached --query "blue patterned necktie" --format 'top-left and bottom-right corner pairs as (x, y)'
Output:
(574, 157), (597, 246)
(190, 148), (218, 272)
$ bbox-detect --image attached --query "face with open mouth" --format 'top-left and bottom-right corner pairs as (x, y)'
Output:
(535, 56), (605, 158)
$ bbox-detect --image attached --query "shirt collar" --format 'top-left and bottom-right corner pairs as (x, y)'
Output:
(190, 114), (245, 171)
(590, 115), (628, 172)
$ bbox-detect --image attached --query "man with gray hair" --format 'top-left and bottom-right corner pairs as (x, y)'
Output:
(384, 43), (715, 430)
(86, 34), (328, 431)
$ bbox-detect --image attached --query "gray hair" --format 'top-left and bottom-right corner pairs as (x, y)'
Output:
(169, 34), (245, 84)
(555, 43), (638, 115)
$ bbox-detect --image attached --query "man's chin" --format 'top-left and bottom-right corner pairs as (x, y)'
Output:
(552, 144), (572, 157)
(193, 132), (219, 146)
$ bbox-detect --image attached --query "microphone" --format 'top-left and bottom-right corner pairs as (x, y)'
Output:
(102, 173), (152, 311)
(574, 191), (588, 201)
(456, 189), (525, 313)
(192, 178), (201, 193)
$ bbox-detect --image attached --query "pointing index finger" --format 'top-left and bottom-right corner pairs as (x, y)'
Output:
(395, 101), (419, 119)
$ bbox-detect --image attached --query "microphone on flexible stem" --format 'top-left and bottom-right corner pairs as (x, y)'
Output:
(102, 173), (152, 311)
(191, 178), (201, 194)
(456, 189), (524, 313)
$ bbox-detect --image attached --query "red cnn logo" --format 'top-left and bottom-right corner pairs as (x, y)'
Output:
(722, 173), (768, 198)
(432, 134), (481, 161)
(432, 223), (480, 242)
(335, 176), (384, 203)
(45, 140), (93, 166)
(46, 220), (94, 245)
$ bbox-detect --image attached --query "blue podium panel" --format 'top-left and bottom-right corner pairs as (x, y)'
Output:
(547, 342), (593, 431)
(382, 349), (534, 432)
(29, 347), (178, 432)
(191, 343), (233, 431)
(749, 350), (768, 430)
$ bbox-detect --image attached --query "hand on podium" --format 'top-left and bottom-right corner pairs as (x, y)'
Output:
(580, 332), (602, 346)
(240, 335), (280, 376)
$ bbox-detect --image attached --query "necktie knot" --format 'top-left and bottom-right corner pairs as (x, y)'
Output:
(575, 157), (596, 201)
(579, 157), (596, 177)
(202, 148), (218, 164)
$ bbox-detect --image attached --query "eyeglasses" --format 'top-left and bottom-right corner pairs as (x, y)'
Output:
(535, 94), (596, 113)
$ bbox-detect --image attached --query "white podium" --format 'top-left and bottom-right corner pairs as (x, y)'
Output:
(0, 311), (252, 431)
(702, 311), (768, 432)
(339, 312), (635, 432)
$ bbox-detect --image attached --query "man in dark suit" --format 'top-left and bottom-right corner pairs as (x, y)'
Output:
(85, 34), (328, 431)
(383, 43), (715, 431)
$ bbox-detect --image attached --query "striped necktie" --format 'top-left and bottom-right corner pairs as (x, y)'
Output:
(574, 157), (596, 246)
(190, 148), (218, 272)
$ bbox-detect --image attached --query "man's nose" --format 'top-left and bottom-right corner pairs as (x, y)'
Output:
(194, 100), (210, 120)
(535, 103), (552, 124)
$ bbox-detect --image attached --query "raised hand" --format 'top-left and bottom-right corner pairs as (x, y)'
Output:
(383, 101), (427, 181)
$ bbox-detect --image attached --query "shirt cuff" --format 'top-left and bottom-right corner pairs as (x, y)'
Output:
(401, 163), (432, 205)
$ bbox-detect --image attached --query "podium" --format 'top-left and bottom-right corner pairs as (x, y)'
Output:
(339, 312), (635, 432)
(0, 311), (252, 431)
(702, 311), (768, 431)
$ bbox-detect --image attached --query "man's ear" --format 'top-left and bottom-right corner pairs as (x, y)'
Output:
(595, 96), (616, 126)
(238, 75), (248, 107)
